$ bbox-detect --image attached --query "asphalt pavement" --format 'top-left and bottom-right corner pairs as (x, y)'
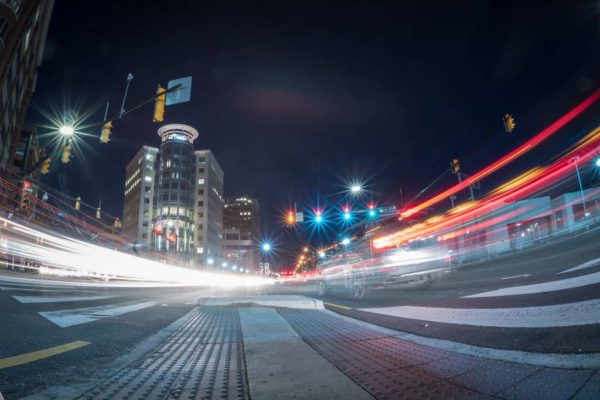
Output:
(279, 227), (600, 354)
(1, 228), (600, 399)
(0, 273), (256, 399)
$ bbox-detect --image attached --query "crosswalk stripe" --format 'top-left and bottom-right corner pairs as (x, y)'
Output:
(464, 271), (600, 298)
(12, 295), (114, 304)
(360, 298), (600, 328)
(559, 257), (600, 274)
(39, 300), (156, 328)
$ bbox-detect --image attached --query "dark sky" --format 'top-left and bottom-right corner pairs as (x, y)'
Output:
(29, 1), (600, 262)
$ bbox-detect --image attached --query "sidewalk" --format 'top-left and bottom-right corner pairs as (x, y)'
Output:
(44, 295), (600, 399)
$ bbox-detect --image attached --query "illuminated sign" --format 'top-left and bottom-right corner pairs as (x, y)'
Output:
(167, 133), (188, 142)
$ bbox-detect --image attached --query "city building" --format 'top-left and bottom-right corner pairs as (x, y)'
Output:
(193, 149), (225, 263)
(122, 124), (224, 266)
(223, 196), (260, 271)
(122, 146), (158, 248)
(0, 0), (54, 166)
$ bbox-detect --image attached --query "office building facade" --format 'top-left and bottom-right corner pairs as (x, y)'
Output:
(223, 196), (260, 271)
(122, 146), (158, 248)
(122, 124), (224, 266)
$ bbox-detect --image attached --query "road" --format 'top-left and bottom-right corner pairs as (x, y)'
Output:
(1, 228), (599, 399)
(0, 273), (259, 399)
(278, 227), (600, 353)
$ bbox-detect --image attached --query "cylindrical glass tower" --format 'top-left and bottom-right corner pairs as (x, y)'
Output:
(152, 124), (198, 252)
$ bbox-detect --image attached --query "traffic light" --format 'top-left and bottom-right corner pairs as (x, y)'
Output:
(20, 181), (31, 209)
(314, 209), (323, 223)
(113, 218), (122, 229)
(100, 121), (112, 143)
(75, 196), (81, 211)
(451, 159), (460, 174)
(286, 210), (296, 225)
(503, 114), (516, 133)
(96, 207), (101, 219)
(368, 203), (378, 218)
(40, 158), (51, 174)
(153, 85), (167, 122)
(342, 205), (351, 220)
(61, 143), (72, 164)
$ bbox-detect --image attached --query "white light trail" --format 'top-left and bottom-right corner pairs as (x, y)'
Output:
(0, 217), (272, 288)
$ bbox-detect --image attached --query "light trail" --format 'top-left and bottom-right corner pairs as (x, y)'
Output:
(401, 89), (600, 218)
(0, 217), (273, 288)
(375, 125), (600, 249)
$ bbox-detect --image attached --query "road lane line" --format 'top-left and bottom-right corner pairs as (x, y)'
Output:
(559, 257), (600, 274)
(360, 298), (600, 328)
(323, 301), (353, 310)
(12, 295), (115, 304)
(500, 274), (531, 280)
(464, 271), (600, 298)
(39, 300), (157, 327)
(0, 340), (90, 369)
(0, 286), (96, 293)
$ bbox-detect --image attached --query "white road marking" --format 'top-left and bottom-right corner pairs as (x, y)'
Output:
(326, 310), (600, 369)
(500, 274), (530, 280)
(361, 299), (600, 328)
(559, 257), (600, 274)
(0, 286), (96, 293)
(13, 295), (114, 304)
(39, 300), (156, 327)
(464, 271), (600, 298)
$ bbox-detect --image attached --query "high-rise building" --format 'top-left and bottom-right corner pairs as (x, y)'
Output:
(122, 124), (224, 266)
(122, 146), (158, 248)
(223, 196), (260, 271)
(193, 149), (225, 262)
(0, 0), (54, 166)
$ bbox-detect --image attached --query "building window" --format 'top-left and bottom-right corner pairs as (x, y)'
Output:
(197, 201), (204, 206)
(198, 178), (205, 185)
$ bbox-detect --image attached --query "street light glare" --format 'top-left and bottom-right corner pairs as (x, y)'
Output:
(59, 125), (74, 136)
(262, 243), (271, 252)
(350, 184), (362, 193)
(341, 238), (350, 246)
(596, 158), (600, 167)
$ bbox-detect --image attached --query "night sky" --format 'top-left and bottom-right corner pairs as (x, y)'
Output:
(28, 1), (600, 262)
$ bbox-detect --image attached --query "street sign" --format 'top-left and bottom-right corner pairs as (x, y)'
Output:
(295, 212), (304, 222)
(166, 76), (192, 106)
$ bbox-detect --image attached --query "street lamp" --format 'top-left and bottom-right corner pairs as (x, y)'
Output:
(341, 238), (350, 246)
(262, 243), (271, 253)
(596, 158), (600, 168)
(59, 125), (74, 136)
(350, 184), (362, 194)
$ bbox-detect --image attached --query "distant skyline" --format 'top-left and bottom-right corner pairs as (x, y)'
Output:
(28, 1), (600, 261)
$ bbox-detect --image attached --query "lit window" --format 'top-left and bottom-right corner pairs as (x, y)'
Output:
(144, 176), (152, 182)
(198, 178), (205, 185)
(197, 247), (204, 254)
